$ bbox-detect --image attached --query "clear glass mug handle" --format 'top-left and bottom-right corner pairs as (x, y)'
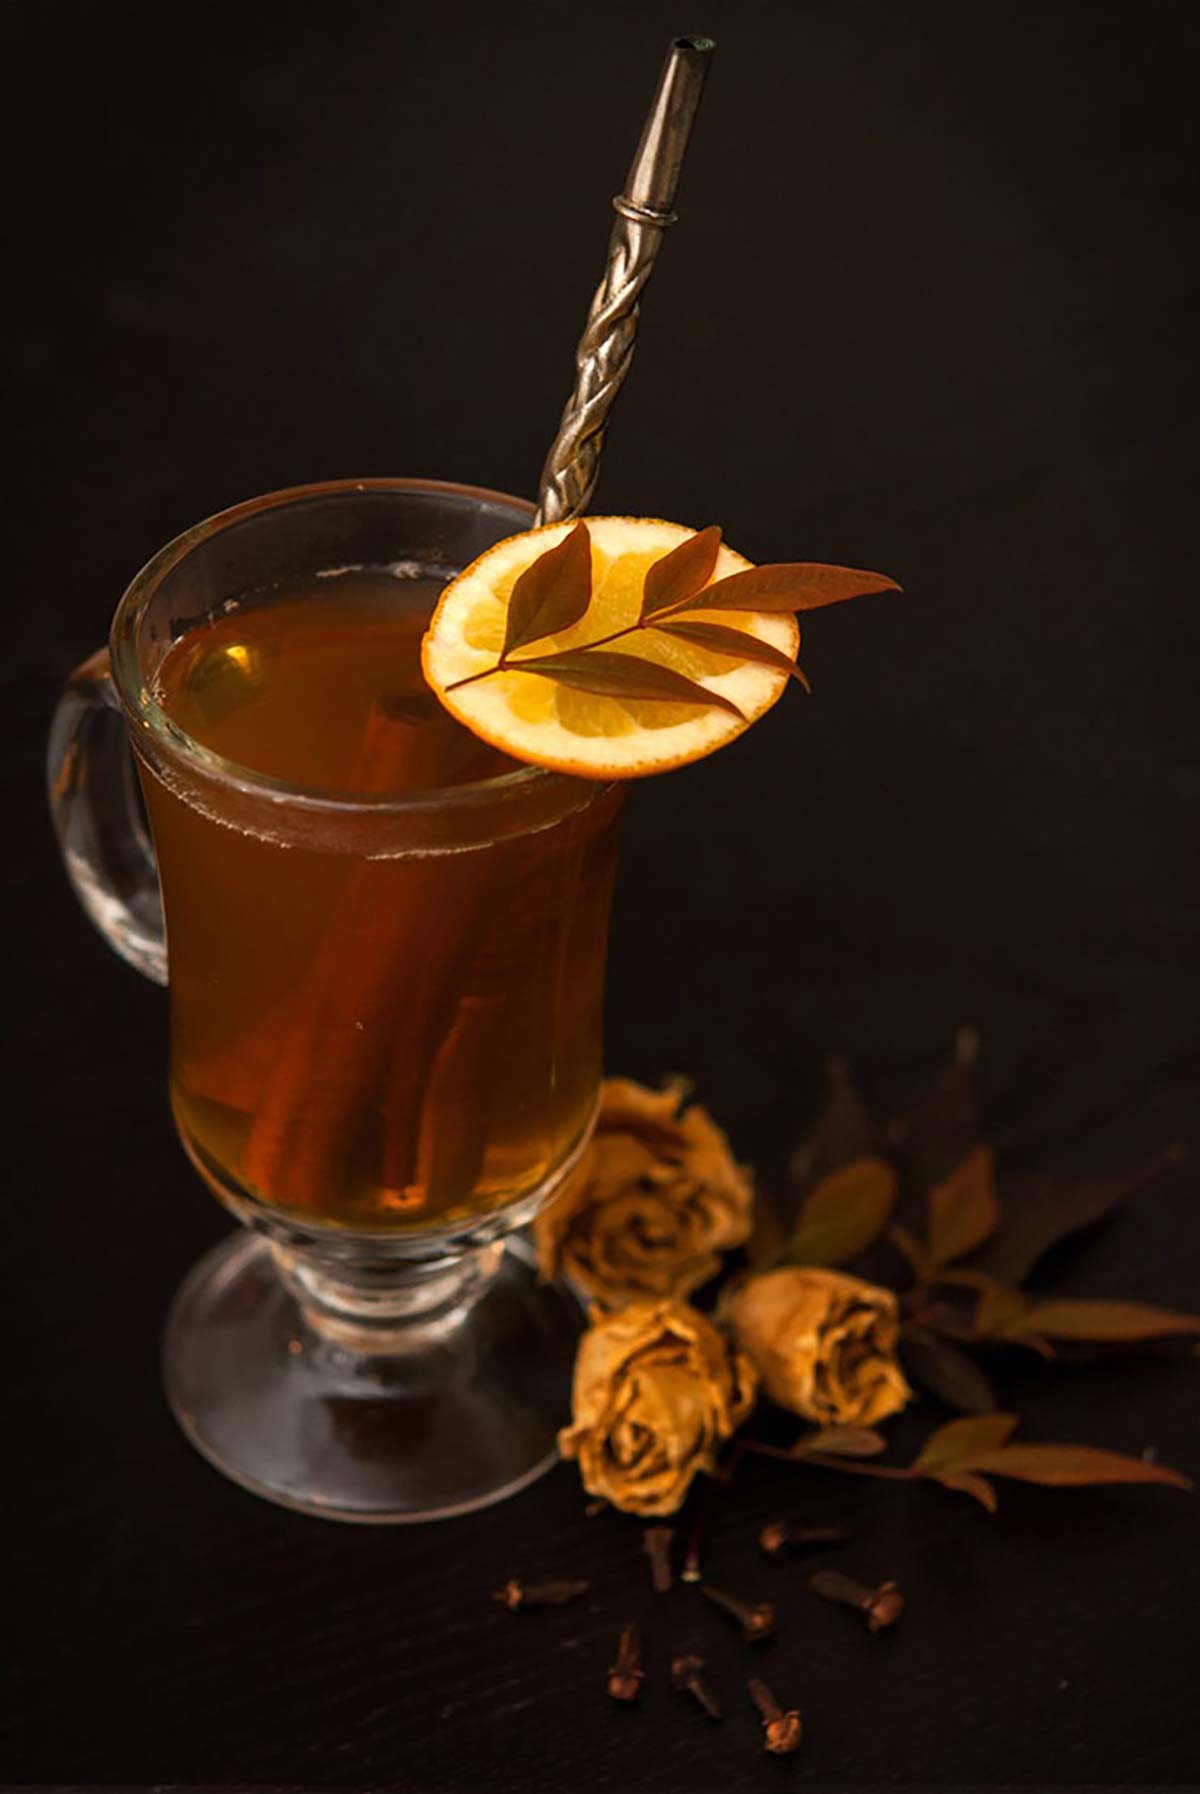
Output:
(47, 647), (168, 985)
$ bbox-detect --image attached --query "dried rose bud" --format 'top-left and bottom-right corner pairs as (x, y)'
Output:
(558, 1301), (756, 1516)
(731, 1266), (910, 1426)
(534, 1078), (754, 1308)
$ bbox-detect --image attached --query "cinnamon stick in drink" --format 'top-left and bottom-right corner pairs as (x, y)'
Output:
(240, 697), (451, 1212)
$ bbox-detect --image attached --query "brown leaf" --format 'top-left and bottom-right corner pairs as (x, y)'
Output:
(799, 1427), (889, 1458)
(927, 1146), (1000, 1268)
(970, 1286), (1053, 1359)
(790, 1056), (882, 1192)
(913, 1412), (1018, 1473)
(971, 1279), (1028, 1335)
(894, 1028), (980, 1193)
(780, 1156), (898, 1267)
(1005, 1297), (1200, 1343)
(901, 1327), (998, 1413)
(652, 620), (810, 688)
(503, 521), (593, 654)
(888, 1223), (931, 1278)
(931, 1266), (1004, 1291)
(929, 1470), (998, 1511)
(975, 1158), (1178, 1283)
(747, 1191), (789, 1270)
(510, 649), (746, 720)
(660, 561), (900, 616)
(640, 525), (723, 617)
(963, 1444), (1193, 1492)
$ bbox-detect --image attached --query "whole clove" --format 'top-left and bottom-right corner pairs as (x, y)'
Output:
(642, 1525), (675, 1594)
(699, 1582), (775, 1643)
(671, 1653), (723, 1720)
(681, 1510), (704, 1583)
(759, 1518), (851, 1561)
(491, 1576), (590, 1612)
(748, 1677), (803, 1755)
(809, 1568), (904, 1632)
(607, 1622), (644, 1702)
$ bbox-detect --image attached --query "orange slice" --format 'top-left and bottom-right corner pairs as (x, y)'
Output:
(421, 517), (800, 779)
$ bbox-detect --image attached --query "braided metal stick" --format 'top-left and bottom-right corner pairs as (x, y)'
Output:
(535, 36), (714, 526)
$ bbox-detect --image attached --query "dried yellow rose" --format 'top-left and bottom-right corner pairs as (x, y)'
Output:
(559, 1299), (758, 1517)
(731, 1266), (910, 1426)
(535, 1078), (753, 1308)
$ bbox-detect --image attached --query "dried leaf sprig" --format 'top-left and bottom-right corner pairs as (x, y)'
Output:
(759, 1042), (1197, 1415)
(748, 1412), (1192, 1510)
(445, 520), (897, 714)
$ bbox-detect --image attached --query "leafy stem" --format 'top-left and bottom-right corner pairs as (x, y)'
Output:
(444, 616), (646, 693)
(746, 1443), (912, 1480)
(746, 1416), (1191, 1510)
(439, 520), (898, 714)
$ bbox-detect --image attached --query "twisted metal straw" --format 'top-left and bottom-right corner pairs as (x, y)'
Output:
(535, 37), (714, 526)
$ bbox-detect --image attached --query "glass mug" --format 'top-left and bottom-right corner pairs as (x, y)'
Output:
(48, 478), (624, 1521)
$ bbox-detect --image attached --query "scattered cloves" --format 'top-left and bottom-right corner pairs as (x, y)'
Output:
(748, 1677), (803, 1756)
(809, 1568), (904, 1632)
(759, 1518), (850, 1561)
(642, 1525), (675, 1594)
(491, 1577), (590, 1612)
(607, 1622), (644, 1702)
(671, 1653), (723, 1720)
(699, 1582), (775, 1643)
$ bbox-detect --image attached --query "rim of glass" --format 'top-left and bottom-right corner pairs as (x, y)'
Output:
(109, 476), (575, 816)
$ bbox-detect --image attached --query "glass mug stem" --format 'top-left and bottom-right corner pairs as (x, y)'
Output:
(49, 479), (622, 1522)
(275, 1238), (507, 1349)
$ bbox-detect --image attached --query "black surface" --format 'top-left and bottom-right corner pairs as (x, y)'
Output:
(4, 2), (1200, 1787)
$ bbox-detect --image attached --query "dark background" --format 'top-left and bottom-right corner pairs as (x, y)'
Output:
(4, 1), (1199, 1786)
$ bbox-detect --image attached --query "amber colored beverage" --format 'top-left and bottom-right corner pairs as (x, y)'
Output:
(142, 569), (622, 1231)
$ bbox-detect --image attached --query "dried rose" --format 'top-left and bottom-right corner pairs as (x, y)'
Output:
(534, 1078), (753, 1308)
(731, 1267), (911, 1426)
(558, 1299), (758, 1517)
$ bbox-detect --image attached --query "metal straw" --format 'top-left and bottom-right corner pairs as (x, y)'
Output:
(534, 35), (715, 525)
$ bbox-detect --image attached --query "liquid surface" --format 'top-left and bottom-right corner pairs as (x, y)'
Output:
(159, 570), (515, 792)
(144, 569), (621, 1231)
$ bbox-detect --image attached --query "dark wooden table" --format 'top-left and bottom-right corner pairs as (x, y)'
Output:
(5, 3), (1199, 1786)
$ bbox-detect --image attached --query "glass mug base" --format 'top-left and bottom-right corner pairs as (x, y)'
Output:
(164, 1230), (583, 1523)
